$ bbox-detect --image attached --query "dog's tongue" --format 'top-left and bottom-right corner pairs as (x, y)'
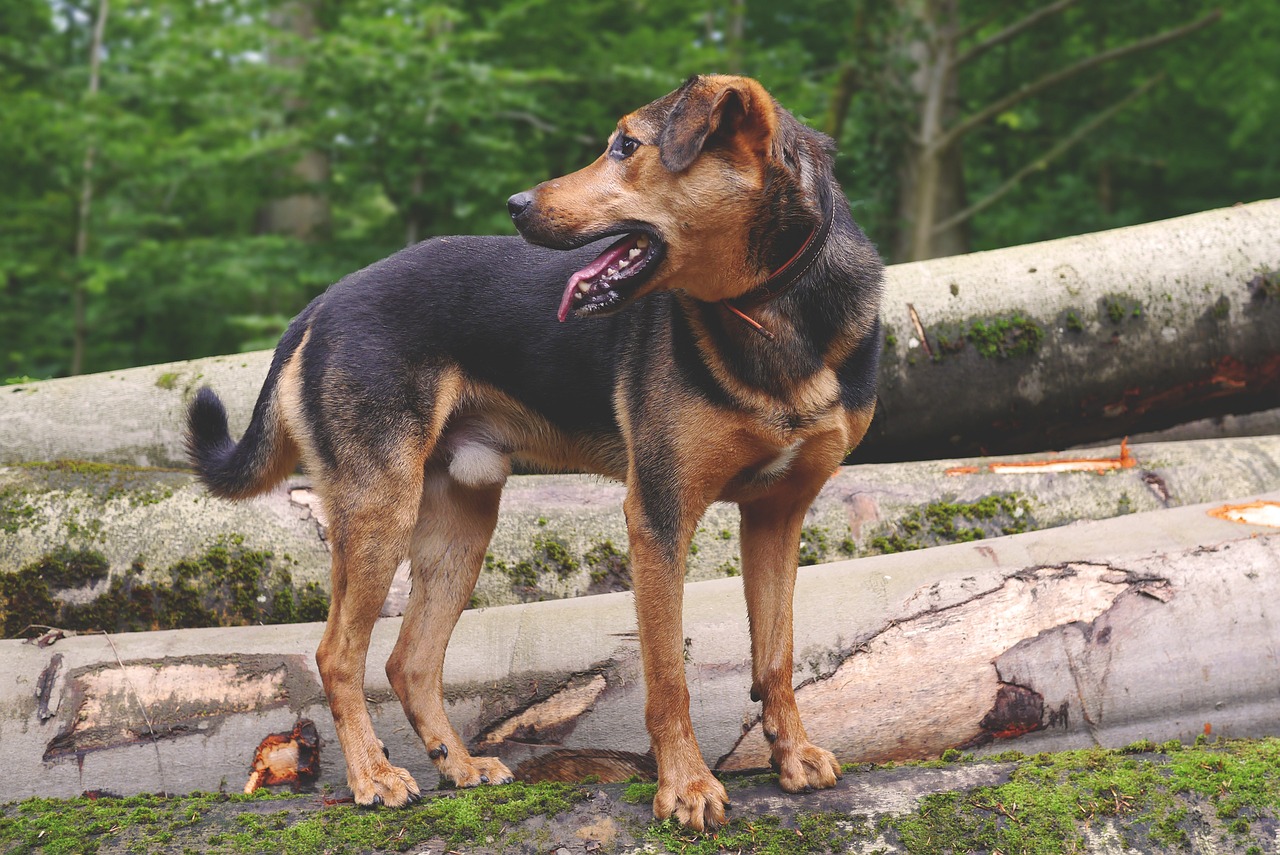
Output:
(558, 236), (636, 322)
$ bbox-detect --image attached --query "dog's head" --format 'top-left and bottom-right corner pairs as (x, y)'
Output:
(509, 75), (833, 321)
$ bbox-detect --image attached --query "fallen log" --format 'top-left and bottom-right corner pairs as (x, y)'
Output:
(1, 201), (1275, 467)
(863, 197), (1280, 460)
(4, 436), (1280, 628)
(1, 493), (1276, 803)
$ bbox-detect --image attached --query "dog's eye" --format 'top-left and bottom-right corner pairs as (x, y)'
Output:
(612, 135), (641, 160)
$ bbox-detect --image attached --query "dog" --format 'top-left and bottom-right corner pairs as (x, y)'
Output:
(186, 74), (883, 831)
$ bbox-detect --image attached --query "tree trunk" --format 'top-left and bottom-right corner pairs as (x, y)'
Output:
(70, 0), (109, 376)
(894, 0), (969, 262)
(255, 1), (330, 241)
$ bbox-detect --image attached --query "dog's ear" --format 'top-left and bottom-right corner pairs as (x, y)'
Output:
(659, 77), (775, 173)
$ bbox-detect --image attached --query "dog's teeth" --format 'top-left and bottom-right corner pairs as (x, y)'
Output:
(607, 267), (618, 277)
(636, 236), (649, 249)
(577, 280), (591, 293)
(618, 260), (630, 269)
(628, 248), (641, 259)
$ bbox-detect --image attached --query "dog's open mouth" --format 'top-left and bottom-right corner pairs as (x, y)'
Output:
(558, 232), (662, 322)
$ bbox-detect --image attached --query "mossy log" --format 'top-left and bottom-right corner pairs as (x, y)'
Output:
(1, 201), (1277, 468)
(1, 494), (1277, 805)
(4, 436), (1280, 633)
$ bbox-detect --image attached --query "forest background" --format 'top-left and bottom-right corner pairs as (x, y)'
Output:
(1, 0), (1274, 382)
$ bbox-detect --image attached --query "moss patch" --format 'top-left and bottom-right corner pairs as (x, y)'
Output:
(0, 485), (39, 534)
(879, 739), (1280, 854)
(12, 459), (186, 508)
(867, 493), (1033, 554)
(1101, 295), (1144, 326)
(798, 525), (830, 566)
(485, 530), (581, 602)
(584, 539), (631, 594)
(0, 537), (328, 638)
(965, 315), (1045, 359)
(0, 782), (584, 855)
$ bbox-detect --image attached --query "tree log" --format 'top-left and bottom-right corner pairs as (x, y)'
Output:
(0, 201), (1276, 466)
(4, 436), (1280, 625)
(0, 494), (1276, 802)
(864, 198), (1280, 460)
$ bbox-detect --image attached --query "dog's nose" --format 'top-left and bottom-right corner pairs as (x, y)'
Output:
(507, 191), (534, 221)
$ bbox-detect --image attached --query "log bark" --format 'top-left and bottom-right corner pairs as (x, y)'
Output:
(1, 494), (1276, 802)
(0, 201), (1277, 466)
(863, 198), (1280, 461)
(5, 436), (1280, 622)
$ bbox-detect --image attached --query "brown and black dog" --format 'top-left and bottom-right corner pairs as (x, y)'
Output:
(186, 74), (883, 831)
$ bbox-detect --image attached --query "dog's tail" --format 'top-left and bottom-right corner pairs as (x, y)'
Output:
(185, 310), (310, 500)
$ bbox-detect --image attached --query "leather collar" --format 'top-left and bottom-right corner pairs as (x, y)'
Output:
(722, 190), (834, 340)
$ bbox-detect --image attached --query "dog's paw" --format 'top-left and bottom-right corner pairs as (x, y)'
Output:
(351, 762), (420, 807)
(433, 745), (514, 788)
(774, 740), (841, 793)
(653, 769), (729, 832)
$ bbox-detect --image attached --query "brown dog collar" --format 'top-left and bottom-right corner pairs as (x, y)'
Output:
(722, 191), (835, 341)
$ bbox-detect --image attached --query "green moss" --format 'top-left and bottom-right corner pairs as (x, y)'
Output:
(6, 741), (1280, 854)
(1106, 298), (1127, 323)
(798, 525), (829, 566)
(1101, 295), (1144, 327)
(876, 739), (1280, 854)
(1212, 294), (1231, 319)
(486, 530), (582, 598)
(154, 372), (180, 390)
(622, 782), (659, 804)
(0, 547), (109, 637)
(867, 493), (1033, 555)
(1064, 310), (1084, 332)
(0, 782), (583, 855)
(0, 486), (39, 534)
(717, 559), (740, 577)
(584, 539), (630, 590)
(0, 538), (329, 638)
(966, 315), (1044, 359)
(13, 459), (184, 508)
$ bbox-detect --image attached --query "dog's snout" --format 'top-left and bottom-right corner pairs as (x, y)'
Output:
(507, 191), (534, 221)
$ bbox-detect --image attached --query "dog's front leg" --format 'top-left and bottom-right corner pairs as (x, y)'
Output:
(624, 484), (729, 831)
(738, 431), (846, 794)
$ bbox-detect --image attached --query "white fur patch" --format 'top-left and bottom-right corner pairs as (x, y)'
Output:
(449, 442), (510, 487)
(753, 440), (802, 484)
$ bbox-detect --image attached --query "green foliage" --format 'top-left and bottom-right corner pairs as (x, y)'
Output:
(0, 0), (1276, 379)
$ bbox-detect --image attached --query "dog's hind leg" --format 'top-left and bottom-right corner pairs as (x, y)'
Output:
(316, 467), (426, 808)
(738, 430), (847, 794)
(385, 465), (514, 788)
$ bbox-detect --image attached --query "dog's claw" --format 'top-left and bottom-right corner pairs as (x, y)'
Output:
(480, 775), (489, 784)
(428, 744), (449, 761)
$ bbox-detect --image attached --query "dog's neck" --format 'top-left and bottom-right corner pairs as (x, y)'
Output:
(720, 185), (835, 341)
